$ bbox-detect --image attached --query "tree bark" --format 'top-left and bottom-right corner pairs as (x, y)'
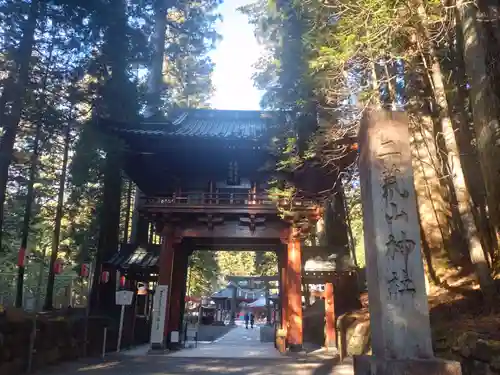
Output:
(416, 4), (495, 296)
(90, 0), (130, 314)
(450, 17), (497, 263)
(406, 59), (458, 267)
(456, 0), (500, 246)
(0, 0), (40, 251)
(44, 120), (72, 310)
(15, 110), (43, 308)
(145, 0), (174, 117)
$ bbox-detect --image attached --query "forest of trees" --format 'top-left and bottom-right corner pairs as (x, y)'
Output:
(0, 0), (221, 308)
(186, 251), (278, 297)
(1, 0), (499, 311)
(241, 0), (500, 300)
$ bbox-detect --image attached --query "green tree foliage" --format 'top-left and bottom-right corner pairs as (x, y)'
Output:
(0, 0), (221, 307)
(186, 250), (278, 298)
(215, 251), (256, 279)
(187, 251), (218, 298)
(255, 251), (278, 276)
(343, 178), (365, 268)
(242, 0), (500, 296)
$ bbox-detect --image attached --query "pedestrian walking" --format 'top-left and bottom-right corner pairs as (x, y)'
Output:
(244, 312), (249, 329)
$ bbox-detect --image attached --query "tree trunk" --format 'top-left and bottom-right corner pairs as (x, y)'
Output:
(15, 112), (43, 308)
(456, 0), (500, 246)
(90, 0), (130, 314)
(416, 4), (495, 296)
(0, 0), (40, 251)
(450, 17), (497, 264)
(409, 110), (454, 263)
(44, 120), (72, 310)
(406, 62), (458, 269)
(145, 0), (173, 117)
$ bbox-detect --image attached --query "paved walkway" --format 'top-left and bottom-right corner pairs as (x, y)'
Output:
(168, 322), (282, 359)
(40, 322), (354, 375)
(43, 356), (354, 375)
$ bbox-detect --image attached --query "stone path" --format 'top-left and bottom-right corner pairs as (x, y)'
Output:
(40, 322), (354, 375)
(42, 356), (354, 375)
(168, 322), (282, 359)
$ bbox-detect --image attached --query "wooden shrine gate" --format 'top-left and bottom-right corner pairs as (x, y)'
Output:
(97, 108), (359, 353)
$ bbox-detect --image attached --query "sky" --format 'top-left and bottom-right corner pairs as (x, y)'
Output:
(209, 0), (264, 110)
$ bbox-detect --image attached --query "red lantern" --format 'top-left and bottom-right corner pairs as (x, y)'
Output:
(17, 247), (26, 267)
(80, 263), (90, 278)
(119, 275), (126, 288)
(54, 259), (63, 274)
(101, 271), (110, 284)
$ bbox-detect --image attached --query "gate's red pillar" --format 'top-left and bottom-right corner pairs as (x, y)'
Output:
(158, 228), (175, 342)
(167, 249), (188, 348)
(280, 252), (288, 332)
(275, 247), (288, 353)
(325, 282), (336, 348)
(286, 232), (303, 352)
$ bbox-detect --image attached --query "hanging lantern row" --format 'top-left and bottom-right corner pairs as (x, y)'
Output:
(100, 271), (128, 288)
(17, 248), (64, 275)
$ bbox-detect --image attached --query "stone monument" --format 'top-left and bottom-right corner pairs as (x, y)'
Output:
(354, 109), (461, 374)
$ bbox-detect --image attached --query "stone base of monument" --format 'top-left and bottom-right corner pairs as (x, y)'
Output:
(353, 355), (462, 375)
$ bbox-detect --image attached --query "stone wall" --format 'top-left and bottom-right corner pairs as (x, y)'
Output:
(337, 314), (500, 375)
(435, 331), (500, 375)
(0, 307), (129, 375)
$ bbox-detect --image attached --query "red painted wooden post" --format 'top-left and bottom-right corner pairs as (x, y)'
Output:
(286, 232), (303, 351)
(167, 251), (187, 342)
(158, 228), (175, 339)
(325, 282), (336, 348)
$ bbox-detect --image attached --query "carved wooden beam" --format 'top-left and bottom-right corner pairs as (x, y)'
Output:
(239, 215), (266, 232)
(197, 214), (224, 230)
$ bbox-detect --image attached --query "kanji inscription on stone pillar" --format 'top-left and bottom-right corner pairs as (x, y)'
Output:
(358, 109), (433, 359)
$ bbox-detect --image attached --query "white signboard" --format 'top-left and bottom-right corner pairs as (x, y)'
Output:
(171, 331), (179, 343)
(150, 285), (168, 346)
(115, 290), (134, 306)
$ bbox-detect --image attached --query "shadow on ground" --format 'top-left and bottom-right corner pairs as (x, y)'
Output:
(37, 356), (347, 375)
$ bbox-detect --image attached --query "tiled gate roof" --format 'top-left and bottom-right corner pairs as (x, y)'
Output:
(113, 109), (283, 140)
